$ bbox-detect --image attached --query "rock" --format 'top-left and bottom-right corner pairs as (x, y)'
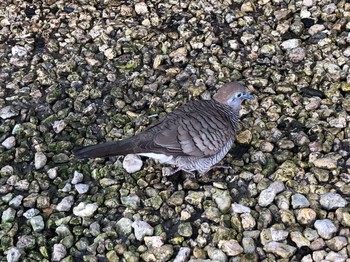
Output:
(325, 236), (347, 251)
(290, 231), (310, 248)
(213, 189), (231, 213)
(52, 244), (67, 261)
(206, 246), (228, 262)
(291, 193), (310, 208)
(29, 215), (45, 232)
(218, 239), (243, 256)
(23, 208), (40, 219)
(320, 192), (347, 210)
(2, 207), (16, 222)
(263, 241), (297, 258)
(314, 219), (337, 239)
(241, 213), (256, 230)
(134, 2), (148, 14)
(329, 116), (347, 128)
(123, 154), (143, 173)
(73, 202), (98, 217)
(71, 171), (84, 184)
(132, 220), (154, 241)
(231, 203), (251, 214)
(2, 136), (16, 149)
(310, 238), (326, 251)
(236, 130), (252, 144)
(242, 237), (256, 254)
(144, 236), (164, 249)
(296, 208), (317, 225)
(258, 181), (285, 207)
(121, 194), (140, 208)
(287, 47), (306, 63)
(271, 227), (289, 241)
(167, 191), (185, 206)
(9, 195), (23, 208)
(325, 251), (347, 262)
(312, 157), (337, 169)
(173, 247), (191, 262)
(34, 152), (47, 170)
(56, 196), (74, 211)
(6, 247), (22, 262)
(116, 217), (133, 235)
(75, 183), (89, 194)
(53, 120), (67, 133)
(178, 222), (193, 237)
(0, 106), (19, 119)
(281, 39), (301, 50)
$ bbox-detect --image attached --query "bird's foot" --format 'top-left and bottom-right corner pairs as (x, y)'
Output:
(210, 165), (233, 171)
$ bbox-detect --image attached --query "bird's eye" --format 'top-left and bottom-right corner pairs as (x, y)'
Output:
(236, 93), (242, 98)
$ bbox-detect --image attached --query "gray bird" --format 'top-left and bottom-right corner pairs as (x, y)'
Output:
(73, 82), (254, 175)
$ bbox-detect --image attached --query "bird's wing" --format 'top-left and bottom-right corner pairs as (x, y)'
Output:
(135, 100), (234, 157)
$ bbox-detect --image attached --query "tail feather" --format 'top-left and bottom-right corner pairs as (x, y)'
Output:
(72, 139), (135, 159)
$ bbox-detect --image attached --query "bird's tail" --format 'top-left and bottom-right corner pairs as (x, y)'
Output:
(72, 138), (136, 159)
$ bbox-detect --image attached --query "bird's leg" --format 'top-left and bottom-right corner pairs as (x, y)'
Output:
(170, 167), (196, 178)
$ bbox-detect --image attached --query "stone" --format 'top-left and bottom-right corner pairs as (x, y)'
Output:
(132, 220), (154, 241)
(0, 106), (19, 119)
(56, 196), (74, 212)
(173, 247), (191, 262)
(73, 202), (98, 217)
(314, 219), (337, 239)
(2, 136), (16, 149)
(312, 157), (337, 169)
(263, 241), (297, 258)
(320, 192), (347, 210)
(75, 184), (89, 194)
(134, 2), (148, 15)
(6, 247), (22, 262)
(34, 152), (47, 170)
(29, 215), (45, 232)
(291, 193), (309, 208)
(71, 171), (84, 184)
(52, 244), (67, 261)
(116, 217), (133, 235)
(297, 208), (317, 225)
(281, 39), (300, 50)
(123, 154), (143, 173)
(178, 222), (193, 237)
(290, 231), (310, 248)
(2, 207), (16, 222)
(213, 189), (231, 213)
(325, 236), (348, 251)
(258, 181), (285, 207)
(231, 203), (251, 214)
(218, 239), (243, 256)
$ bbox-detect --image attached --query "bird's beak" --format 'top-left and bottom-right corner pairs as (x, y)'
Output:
(244, 93), (254, 100)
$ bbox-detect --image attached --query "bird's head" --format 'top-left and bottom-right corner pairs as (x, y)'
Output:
(213, 82), (254, 110)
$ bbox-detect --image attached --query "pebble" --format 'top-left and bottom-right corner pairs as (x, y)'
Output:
(213, 189), (231, 213)
(241, 213), (256, 230)
(75, 183), (89, 194)
(34, 152), (47, 170)
(56, 196), (74, 211)
(73, 202), (98, 217)
(312, 157), (337, 169)
(263, 241), (297, 258)
(231, 203), (251, 214)
(29, 215), (45, 232)
(290, 231), (310, 247)
(123, 154), (143, 173)
(206, 246), (228, 262)
(52, 244), (67, 261)
(144, 236), (164, 248)
(52, 120), (67, 133)
(271, 227), (289, 241)
(2, 207), (16, 222)
(116, 217), (133, 235)
(325, 236), (348, 251)
(132, 220), (154, 241)
(218, 239), (243, 256)
(9, 195), (23, 208)
(258, 181), (285, 207)
(11, 45), (28, 56)
(287, 47), (306, 63)
(47, 167), (58, 179)
(23, 208), (40, 219)
(0, 106), (19, 119)
(281, 39), (300, 50)
(134, 2), (148, 15)
(314, 219), (337, 239)
(173, 247), (191, 262)
(71, 171), (84, 184)
(320, 192), (347, 210)
(291, 193), (310, 208)
(2, 136), (16, 149)
(6, 247), (22, 262)
(178, 222), (193, 237)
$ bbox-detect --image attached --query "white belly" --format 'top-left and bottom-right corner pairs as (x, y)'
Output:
(137, 153), (174, 164)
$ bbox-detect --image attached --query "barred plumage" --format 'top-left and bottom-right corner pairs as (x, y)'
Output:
(73, 82), (254, 175)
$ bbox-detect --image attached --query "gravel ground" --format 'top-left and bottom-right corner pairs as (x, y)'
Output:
(1, 0), (350, 261)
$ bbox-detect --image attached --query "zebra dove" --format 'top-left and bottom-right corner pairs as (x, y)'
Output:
(73, 82), (254, 175)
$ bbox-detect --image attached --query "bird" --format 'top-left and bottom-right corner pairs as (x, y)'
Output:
(73, 82), (254, 175)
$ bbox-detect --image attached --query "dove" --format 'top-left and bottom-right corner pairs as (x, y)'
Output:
(73, 82), (254, 175)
